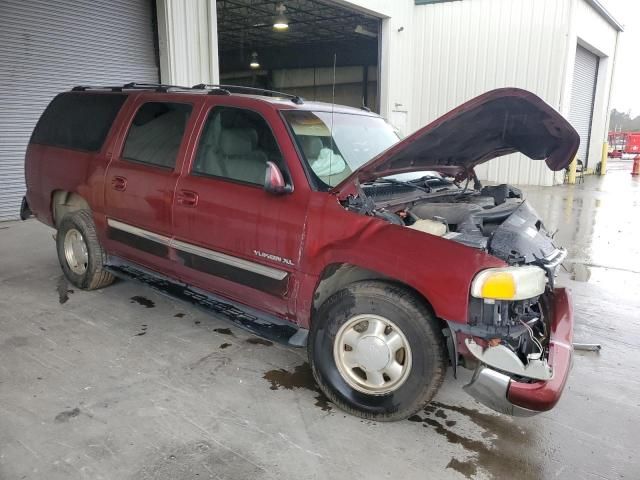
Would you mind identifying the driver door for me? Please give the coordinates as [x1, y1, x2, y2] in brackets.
[172, 104, 307, 319]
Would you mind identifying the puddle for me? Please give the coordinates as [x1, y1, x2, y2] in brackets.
[130, 296, 155, 308]
[56, 276, 74, 304]
[214, 328, 234, 336]
[54, 407, 80, 423]
[410, 401, 539, 479]
[446, 458, 476, 478]
[263, 362, 333, 412]
[174, 313, 185, 318]
[194, 320, 201, 325]
[135, 324, 148, 337]
[220, 343, 231, 349]
[246, 337, 273, 346]
[567, 262, 592, 282]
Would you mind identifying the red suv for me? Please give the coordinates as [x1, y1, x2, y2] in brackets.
[23, 84, 578, 421]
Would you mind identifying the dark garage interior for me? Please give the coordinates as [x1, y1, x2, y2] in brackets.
[216, 0, 380, 111]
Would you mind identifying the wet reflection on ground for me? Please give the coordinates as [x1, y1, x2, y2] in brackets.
[524, 160, 640, 278]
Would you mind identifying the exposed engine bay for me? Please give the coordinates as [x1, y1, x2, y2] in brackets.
[354, 175, 559, 264]
[345, 172, 568, 379]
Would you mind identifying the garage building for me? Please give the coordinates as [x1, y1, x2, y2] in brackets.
[0, 0, 621, 220]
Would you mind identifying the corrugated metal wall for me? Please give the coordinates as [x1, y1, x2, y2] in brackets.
[569, 45, 599, 167]
[409, 0, 572, 186]
[0, 0, 158, 221]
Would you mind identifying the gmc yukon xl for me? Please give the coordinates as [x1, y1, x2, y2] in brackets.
[22, 83, 578, 421]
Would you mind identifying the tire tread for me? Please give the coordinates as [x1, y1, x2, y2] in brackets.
[309, 280, 447, 422]
[57, 209, 114, 290]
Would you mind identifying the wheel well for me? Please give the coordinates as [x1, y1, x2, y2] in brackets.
[51, 191, 90, 227]
[312, 263, 436, 316]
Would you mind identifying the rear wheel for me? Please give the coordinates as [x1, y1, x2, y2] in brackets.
[309, 280, 446, 421]
[56, 210, 114, 290]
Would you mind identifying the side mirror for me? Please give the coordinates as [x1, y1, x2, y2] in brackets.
[264, 161, 292, 194]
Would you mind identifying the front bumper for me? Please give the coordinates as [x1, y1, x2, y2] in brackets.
[463, 288, 574, 416]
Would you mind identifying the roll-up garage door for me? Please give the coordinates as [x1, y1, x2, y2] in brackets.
[0, 0, 159, 221]
[569, 45, 599, 169]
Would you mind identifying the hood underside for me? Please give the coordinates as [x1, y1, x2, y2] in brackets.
[334, 88, 580, 192]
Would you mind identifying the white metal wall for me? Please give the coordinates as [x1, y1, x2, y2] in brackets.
[339, 0, 619, 186]
[569, 45, 599, 166]
[0, 0, 158, 221]
[156, 0, 219, 86]
[564, 0, 620, 172]
[409, 0, 572, 186]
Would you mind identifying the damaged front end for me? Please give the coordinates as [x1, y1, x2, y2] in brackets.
[459, 287, 573, 416]
[333, 88, 578, 415]
[345, 178, 573, 415]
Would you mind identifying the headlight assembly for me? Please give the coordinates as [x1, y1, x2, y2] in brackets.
[471, 266, 547, 301]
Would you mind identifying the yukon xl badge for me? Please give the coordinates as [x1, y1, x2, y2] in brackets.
[253, 250, 294, 266]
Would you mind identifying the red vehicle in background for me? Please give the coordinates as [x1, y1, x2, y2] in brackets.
[608, 131, 640, 156]
[625, 133, 640, 155]
[22, 84, 578, 421]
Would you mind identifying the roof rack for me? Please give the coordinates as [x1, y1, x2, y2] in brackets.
[70, 83, 305, 104]
[71, 82, 197, 93]
[192, 84, 304, 104]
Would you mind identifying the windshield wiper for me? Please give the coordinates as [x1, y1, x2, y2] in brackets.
[372, 177, 432, 193]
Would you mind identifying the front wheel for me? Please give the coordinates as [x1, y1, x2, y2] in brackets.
[309, 280, 446, 421]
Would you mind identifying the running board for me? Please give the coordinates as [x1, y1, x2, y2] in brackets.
[105, 258, 307, 347]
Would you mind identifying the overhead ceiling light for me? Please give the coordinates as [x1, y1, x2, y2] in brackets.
[273, 3, 289, 30]
[355, 25, 377, 38]
[249, 51, 260, 69]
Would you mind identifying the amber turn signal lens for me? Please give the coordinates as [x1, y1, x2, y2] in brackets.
[471, 266, 547, 301]
[480, 272, 517, 300]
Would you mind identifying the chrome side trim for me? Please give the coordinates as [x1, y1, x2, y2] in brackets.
[463, 365, 539, 417]
[171, 239, 288, 281]
[107, 218, 288, 281]
[107, 219, 172, 245]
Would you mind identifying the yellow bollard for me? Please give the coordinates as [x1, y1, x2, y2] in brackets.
[567, 156, 577, 184]
[600, 142, 608, 176]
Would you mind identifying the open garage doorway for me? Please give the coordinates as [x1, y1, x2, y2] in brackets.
[216, 0, 381, 112]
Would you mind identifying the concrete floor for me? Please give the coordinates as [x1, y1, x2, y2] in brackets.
[1, 162, 639, 480]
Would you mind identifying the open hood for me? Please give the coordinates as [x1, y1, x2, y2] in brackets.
[333, 88, 579, 194]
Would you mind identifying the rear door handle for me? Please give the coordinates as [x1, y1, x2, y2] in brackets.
[111, 176, 127, 191]
[177, 190, 199, 207]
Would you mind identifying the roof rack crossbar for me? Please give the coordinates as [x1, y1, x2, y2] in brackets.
[193, 84, 304, 104]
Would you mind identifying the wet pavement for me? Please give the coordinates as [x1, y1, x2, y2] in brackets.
[1, 162, 639, 479]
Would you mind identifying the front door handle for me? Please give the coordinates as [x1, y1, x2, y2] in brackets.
[177, 190, 199, 207]
[111, 176, 127, 191]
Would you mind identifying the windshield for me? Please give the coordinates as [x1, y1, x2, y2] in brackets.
[283, 110, 399, 188]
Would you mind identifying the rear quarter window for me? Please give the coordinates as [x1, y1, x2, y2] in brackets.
[31, 92, 127, 152]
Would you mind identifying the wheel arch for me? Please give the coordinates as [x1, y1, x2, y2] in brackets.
[311, 263, 442, 325]
[51, 190, 91, 227]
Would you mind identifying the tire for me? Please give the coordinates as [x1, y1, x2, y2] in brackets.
[56, 210, 115, 290]
[309, 280, 446, 421]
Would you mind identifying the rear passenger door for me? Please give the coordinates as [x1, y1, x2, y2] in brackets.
[172, 105, 307, 319]
[103, 97, 195, 274]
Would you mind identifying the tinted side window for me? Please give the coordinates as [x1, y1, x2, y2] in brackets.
[193, 107, 283, 185]
[31, 92, 127, 151]
[122, 102, 192, 169]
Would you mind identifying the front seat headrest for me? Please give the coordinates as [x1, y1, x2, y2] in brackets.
[219, 128, 256, 156]
[300, 136, 323, 159]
